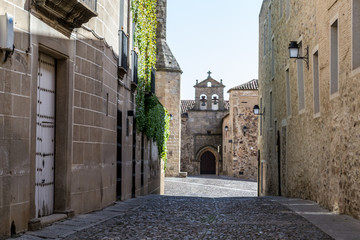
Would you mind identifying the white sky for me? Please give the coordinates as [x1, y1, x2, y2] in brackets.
[167, 0, 263, 100]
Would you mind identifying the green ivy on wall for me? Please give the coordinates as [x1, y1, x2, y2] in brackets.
[145, 95, 170, 163]
[131, 0, 170, 166]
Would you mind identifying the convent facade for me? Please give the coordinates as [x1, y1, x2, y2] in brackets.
[181, 75, 258, 180]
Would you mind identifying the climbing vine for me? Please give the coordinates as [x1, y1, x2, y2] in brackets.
[131, 0, 170, 166]
[145, 95, 170, 163]
[131, 0, 157, 89]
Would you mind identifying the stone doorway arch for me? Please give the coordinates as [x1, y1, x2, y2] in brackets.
[196, 146, 220, 175]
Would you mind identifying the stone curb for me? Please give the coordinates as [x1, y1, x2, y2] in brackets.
[269, 196, 360, 240]
[12, 197, 148, 240]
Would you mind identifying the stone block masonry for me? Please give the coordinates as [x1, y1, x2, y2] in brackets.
[258, 0, 360, 220]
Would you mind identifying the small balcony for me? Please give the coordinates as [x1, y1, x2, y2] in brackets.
[118, 30, 129, 79]
[32, 0, 98, 36]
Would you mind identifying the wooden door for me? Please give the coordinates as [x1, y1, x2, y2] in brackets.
[200, 151, 216, 174]
[35, 53, 56, 217]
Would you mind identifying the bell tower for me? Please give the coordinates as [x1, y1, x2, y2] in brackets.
[194, 71, 225, 111]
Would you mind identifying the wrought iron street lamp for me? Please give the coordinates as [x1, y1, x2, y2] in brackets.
[288, 41, 309, 69]
[253, 105, 263, 115]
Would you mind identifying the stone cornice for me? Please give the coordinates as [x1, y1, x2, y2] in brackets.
[32, 0, 97, 37]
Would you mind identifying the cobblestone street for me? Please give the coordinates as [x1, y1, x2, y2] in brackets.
[13, 176, 360, 240]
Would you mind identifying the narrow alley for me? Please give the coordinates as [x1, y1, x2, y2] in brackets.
[11, 176, 360, 240]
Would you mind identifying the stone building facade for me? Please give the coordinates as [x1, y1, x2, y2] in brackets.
[259, 0, 360, 220]
[181, 73, 227, 175]
[0, 0, 164, 238]
[155, 0, 182, 177]
[222, 80, 258, 181]
[181, 74, 258, 178]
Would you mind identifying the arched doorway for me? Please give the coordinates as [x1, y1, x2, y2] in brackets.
[200, 151, 216, 174]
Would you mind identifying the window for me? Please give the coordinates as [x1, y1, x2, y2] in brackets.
[120, 0, 127, 32]
[106, 93, 109, 116]
[286, 68, 291, 117]
[330, 20, 339, 95]
[131, 51, 138, 83]
[151, 67, 155, 94]
[81, 0, 97, 12]
[119, 30, 129, 71]
[286, 0, 290, 20]
[297, 42, 305, 111]
[268, 6, 272, 49]
[270, 92, 273, 124]
[126, 118, 129, 136]
[271, 37, 275, 78]
[260, 97, 263, 136]
[353, 0, 360, 69]
[207, 82, 212, 87]
[313, 51, 320, 114]
[263, 22, 267, 56]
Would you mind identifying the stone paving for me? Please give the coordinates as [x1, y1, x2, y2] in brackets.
[12, 176, 335, 240]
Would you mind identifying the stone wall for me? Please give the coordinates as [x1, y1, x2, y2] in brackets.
[181, 110, 226, 175]
[259, 0, 360, 219]
[194, 77, 225, 111]
[155, 0, 182, 177]
[155, 71, 181, 176]
[0, 0, 162, 237]
[0, 0, 33, 236]
[222, 90, 258, 180]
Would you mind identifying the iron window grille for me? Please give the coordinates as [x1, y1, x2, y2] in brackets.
[118, 30, 128, 79]
[120, 30, 128, 70]
[132, 50, 138, 84]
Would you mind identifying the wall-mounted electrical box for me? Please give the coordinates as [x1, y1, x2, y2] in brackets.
[0, 13, 14, 51]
